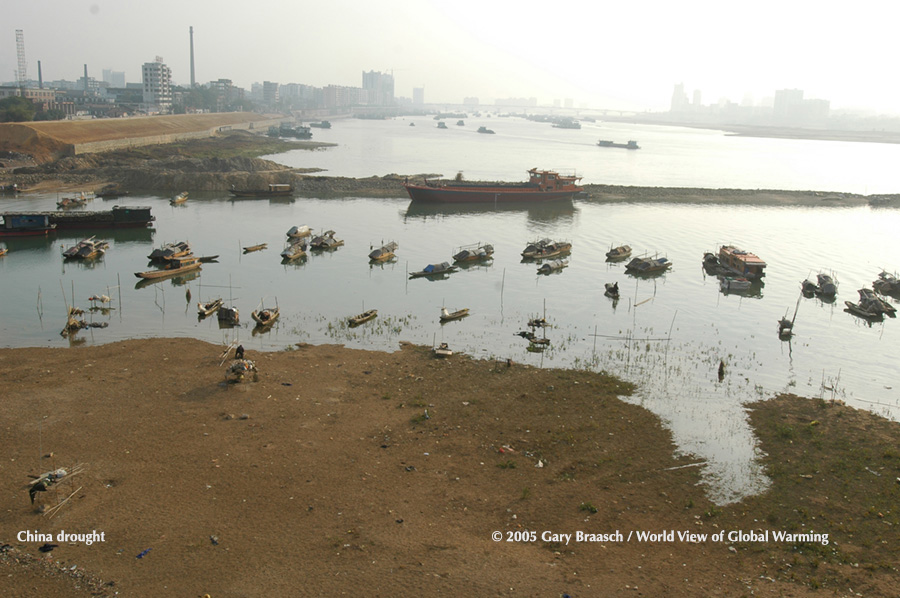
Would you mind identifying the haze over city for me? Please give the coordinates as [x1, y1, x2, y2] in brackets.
[3, 0, 899, 113]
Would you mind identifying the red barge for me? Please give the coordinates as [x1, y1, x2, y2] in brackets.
[403, 168, 582, 203]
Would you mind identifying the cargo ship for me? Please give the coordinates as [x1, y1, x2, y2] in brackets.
[0, 206, 154, 232]
[597, 140, 640, 150]
[403, 168, 582, 203]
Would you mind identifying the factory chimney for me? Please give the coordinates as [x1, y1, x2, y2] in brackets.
[38, 60, 42, 89]
[190, 26, 195, 88]
[84, 64, 89, 91]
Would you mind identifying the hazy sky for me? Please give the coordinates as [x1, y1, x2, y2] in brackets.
[4, 0, 898, 113]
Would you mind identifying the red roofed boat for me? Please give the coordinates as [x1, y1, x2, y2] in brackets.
[403, 168, 582, 203]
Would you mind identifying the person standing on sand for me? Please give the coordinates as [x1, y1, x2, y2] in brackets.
[236, 344, 244, 360]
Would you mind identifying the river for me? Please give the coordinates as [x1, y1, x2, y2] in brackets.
[1, 116, 898, 504]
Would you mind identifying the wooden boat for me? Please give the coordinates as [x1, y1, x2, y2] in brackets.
[625, 256, 672, 275]
[440, 307, 469, 322]
[252, 306, 280, 328]
[217, 306, 239, 325]
[286, 225, 311, 238]
[403, 168, 581, 204]
[170, 191, 188, 205]
[604, 282, 620, 298]
[476, 126, 495, 134]
[521, 238, 572, 259]
[348, 309, 377, 327]
[845, 300, 884, 321]
[873, 271, 900, 297]
[0, 248, 6, 257]
[243, 243, 268, 253]
[57, 196, 87, 209]
[368, 241, 398, 262]
[858, 288, 896, 317]
[280, 241, 306, 261]
[309, 121, 332, 129]
[230, 183, 294, 198]
[605, 245, 632, 261]
[817, 273, 838, 297]
[148, 241, 190, 261]
[309, 230, 344, 250]
[437, 121, 448, 129]
[196, 255, 219, 263]
[198, 298, 223, 317]
[62, 236, 109, 260]
[135, 255, 201, 280]
[718, 245, 766, 279]
[410, 261, 458, 278]
[537, 259, 568, 274]
[433, 342, 453, 357]
[452, 242, 493, 263]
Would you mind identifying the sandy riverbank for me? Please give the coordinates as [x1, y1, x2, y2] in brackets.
[1, 338, 899, 597]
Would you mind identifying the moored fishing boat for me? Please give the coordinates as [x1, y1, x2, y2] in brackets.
[62, 236, 109, 260]
[170, 191, 188, 205]
[286, 225, 311, 238]
[348, 309, 377, 327]
[280, 241, 306, 261]
[521, 238, 572, 259]
[217, 305, 239, 326]
[135, 255, 201, 280]
[625, 255, 672, 275]
[403, 168, 582, 204]
[439, 307, 470, 322]
[198, 298, 223, 317]
[410, 261, 458, 278]
[537, 258, 569, 274]
[368, 241, 398, 262]
[251, 306, 280, 328]
[605, 245, 632, 261]
[148, 241, 190, 261]
[243, 243, 268, 253]
[718, 245, 766, 279]
[309, 230, 344, 250]
[452, 242, 493, 262]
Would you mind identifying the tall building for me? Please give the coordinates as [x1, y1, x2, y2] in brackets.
[142, 56, 172, 113]
[670, 83, 689, 112]
[262, 81, 279, 107]
[362, 70, 394, 106]
[102, 69, 126, 88]
[773, 89, 804, 118]
[412, 87, 424, 105]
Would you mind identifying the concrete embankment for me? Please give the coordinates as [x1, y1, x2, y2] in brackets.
[0, 113, 284, 163]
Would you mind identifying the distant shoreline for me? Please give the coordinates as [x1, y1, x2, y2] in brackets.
[603, 115, 900, 145]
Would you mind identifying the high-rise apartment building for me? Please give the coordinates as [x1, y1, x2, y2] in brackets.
[362, 70, 394, 106]
[142, 56, 172, 113]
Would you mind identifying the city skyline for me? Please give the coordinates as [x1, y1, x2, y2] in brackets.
[4, 0, 899, 114]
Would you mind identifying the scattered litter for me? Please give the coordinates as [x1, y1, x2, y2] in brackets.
[136, 548, 151, 559]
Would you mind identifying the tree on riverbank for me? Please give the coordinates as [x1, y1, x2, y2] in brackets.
[0, 96, 35, 123]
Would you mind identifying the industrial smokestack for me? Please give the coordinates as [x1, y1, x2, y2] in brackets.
[84, 64, 88, 91]
[190, 26, 195, 88]
[38, 60, 42, 89]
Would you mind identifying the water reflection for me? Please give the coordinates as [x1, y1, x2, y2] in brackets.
[402, 198, 578, 225]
